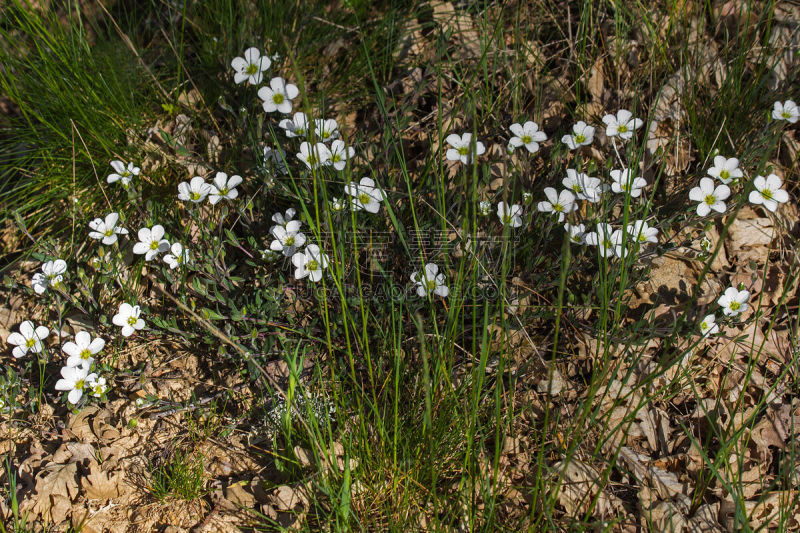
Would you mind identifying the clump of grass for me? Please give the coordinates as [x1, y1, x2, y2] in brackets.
[148, 448, 207, 502]
[0, 1, 158, 235]
[0, 457, 34, 533]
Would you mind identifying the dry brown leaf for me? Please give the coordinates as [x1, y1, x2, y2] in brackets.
[28, 461, 79, 525]
[269, 484, 309, 511]
[587, 56, 605, 104]
[648, 499, 689, 532]
[82, 462, 124, 500]
[551, 459, 621, 517]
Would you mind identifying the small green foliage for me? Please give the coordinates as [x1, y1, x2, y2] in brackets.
[148, 448, 207, 502]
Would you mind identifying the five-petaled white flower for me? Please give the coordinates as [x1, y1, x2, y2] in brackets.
[718, 287, 750, 317]
[749, 174, 789, 213]
[327, 140, 355, 171]
[314, 118, 339, 142]
[6, 321, 49, 359]
[610, 169, 647, 198]
[345, 177, 386, 213]
[602, 109, 643, 140]
[478, 201, 491, 216]
[628, 220, 659, 244]
[508, 121, 547, 153]
[700, 314, 719, 336]
[258, 77, 299, 114]
[411, 263, 449, 298]
[209, 172, 243, 204]
[562, 121, 595, 149]
[689, 177, 730, 216]
[772, 100, 799, 123]
[270, 220, 306, 256]
[88, 212, 129, 245]
[32, 260, 67, 295]
[279, 112, 310, 138]
[497, 201, 524, 227]
[112, 303, 145, 337]
[292, 244, 328, 282]
[132, 225, 170, 261]
[445, 133, 486, 165]
[296, 141, 331, 170]
[88, 375, 109, 397]
[562, 170, 603, 203]
[536, 188, 577, 223]
[707, 156, 743, 185]
[564, 223, 586, 245]
[63, 331, 105, 369]
[272, 208, 297, 227]
[584, 223, 617, 258]
[330, 197, 345, 212]
[164, 242, 190, 269]
[55, 365, 96, 404]
[106, 160, 140, 186]
[178, 176, 213, 203]
[231, 47, 271, 85]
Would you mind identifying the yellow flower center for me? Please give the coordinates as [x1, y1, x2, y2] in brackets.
[426, 280, 436, 291]
[729, 301, 740, 311]
[81, 349, 92, 359]
[285, 236, 295, 246]
[307, 259, 319, 271]
[190, 192, 201, 201]
[273, 93, 284, 104]
[26, 338, 36, 348]
[782, 111, 791, 119]
[553, 204, 564, 212]
[521, 135, 532, 144]
[127, 316, 138, 326]
[359, 193, 370, 205]
[704, 194, 717, 206]
[572, 184, 582, 193]
[761, 189, 773, 199]
[75, 379, 85, 390]
[104, 229, 113, 237]
[121, 170, 130, 177]
[574, 134, 586, 143]
[457, 146, 469, 155]
[149, 241, 159, 250]
[502, 214, 511, 224]
[719, 170, 730, 180]
[246, 64, 258, 75]
[617, 125, 628, 133]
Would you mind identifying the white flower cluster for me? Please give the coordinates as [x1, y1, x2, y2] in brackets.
[5, 321, 109, 405]
[55, 331, 109, 405]
[689, 156, 788, 215]
[284, 115, 355, 172]
[178, 171, 242, 205]
[268, 208, 329, 282]
[86, 211, 191, 271]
